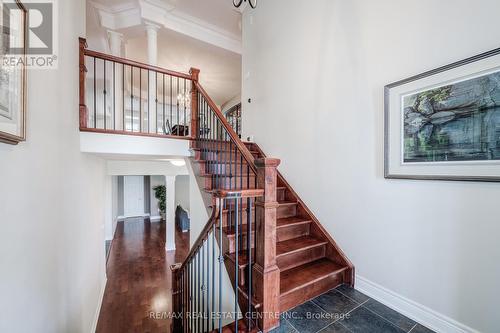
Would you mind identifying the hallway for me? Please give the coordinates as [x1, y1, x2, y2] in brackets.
[96, 218, 189, 333]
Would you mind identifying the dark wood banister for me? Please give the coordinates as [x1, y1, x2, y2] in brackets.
[83, 48, 192, 80]
[195, 82, 258, 175]
[178, 189, 264, 272]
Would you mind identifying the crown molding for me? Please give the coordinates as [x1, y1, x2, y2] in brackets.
[90, 0, 242, 54]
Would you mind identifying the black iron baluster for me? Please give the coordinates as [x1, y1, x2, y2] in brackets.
[247, 196, 253, 329]
[103, 59, 106, 130]
[147, 71, 150, 133]
[122, 63, 125, 130]
[113, 62, 116, 130]
[205, 238, 209, 332]
[155, 72, 158, 134]
[176, 77, 180, 133]
[139, 69, 142, 132]
[201, 242, 205, 333]
[190, 259, 193, 333]
[211, 223, 216, 331]
[183, 78, 187, 136]
[130, 66, 133, 132]
[218, 197, 223, 332]
[170, 76, 173, 133]
[234, 197, 239, 332]
[93, 57, 96, 128]
[163, 74, 166, 134]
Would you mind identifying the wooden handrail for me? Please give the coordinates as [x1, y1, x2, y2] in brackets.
[180, 200, 220, 271]
[179, 189, 264, 272]
[83, 49, 192, 80]
[195, 82, 258, 174]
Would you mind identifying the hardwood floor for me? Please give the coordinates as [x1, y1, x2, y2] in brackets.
[96, 217, 190, 333]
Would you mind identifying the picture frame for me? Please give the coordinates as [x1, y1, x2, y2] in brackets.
[0, 0, 27, 145]
[384, 47, 500, 182]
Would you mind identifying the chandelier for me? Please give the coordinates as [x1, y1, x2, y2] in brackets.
[233, 0, 257, 9]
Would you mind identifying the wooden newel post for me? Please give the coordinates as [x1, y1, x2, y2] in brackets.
[254, 157, 281, 332]
[170, 263, 182, 333]
[189, 67, 200, 146]
[79, 37, 88, 129]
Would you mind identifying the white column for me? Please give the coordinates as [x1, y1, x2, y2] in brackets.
[146, 23, 159, 65]
[165, 176, 176, 252]
[107, 30, 124, 130]
[146, 22, 160, 133]
[107, 30, 123, 56]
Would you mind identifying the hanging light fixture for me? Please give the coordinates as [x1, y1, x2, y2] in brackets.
[233, 0, 257, 9]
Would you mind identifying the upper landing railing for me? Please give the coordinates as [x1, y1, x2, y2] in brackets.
[79, 38, 193, 139]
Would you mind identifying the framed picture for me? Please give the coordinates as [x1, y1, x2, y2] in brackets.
[0, 0, 27, 145]
[385, 48, 500, 182]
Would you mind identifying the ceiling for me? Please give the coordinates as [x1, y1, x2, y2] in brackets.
[90, 0, 241, 36]
[87, 0, 242, 106]
[125, 28, 241, 106]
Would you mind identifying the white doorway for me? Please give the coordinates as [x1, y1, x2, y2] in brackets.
[123, 176, 145, 217]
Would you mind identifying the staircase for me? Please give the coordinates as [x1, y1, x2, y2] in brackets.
[77, 39, 354, 333]
[193, 141, 354, 317]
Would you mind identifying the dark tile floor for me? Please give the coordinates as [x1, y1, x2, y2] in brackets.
[272, 285, 435, 333]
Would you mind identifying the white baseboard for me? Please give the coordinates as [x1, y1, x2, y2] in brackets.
[150, 215, 162, 222]
[355, 275, 479, 333]
[91, 275, 107, 333]
[117, 213, 149, 220]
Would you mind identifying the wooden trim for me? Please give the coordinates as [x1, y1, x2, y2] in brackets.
[212, 189, 264, 199]
[195, 82, 258, 174]
[83, 49, 192, 80]
[79, 38, 88, 129]
[0, 1, 27, 145]
[253, 157, 281, 332]
[80, 127, 192, 140]
[189, 68, 200, 143]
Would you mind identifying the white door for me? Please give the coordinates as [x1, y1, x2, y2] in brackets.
[124, 176, 145, 217]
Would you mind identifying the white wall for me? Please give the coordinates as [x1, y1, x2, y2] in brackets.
[242, 1, 500, 332]
[80, 131, 191, 157]
[150, 175, 166, 220]
[175, 175, 190, 212]
[0, 1, 107, 332]
[106, 160, 188, 176]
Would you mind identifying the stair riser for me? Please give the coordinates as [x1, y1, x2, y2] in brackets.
[277, 245, 326, 271]
[277, 188, 286, 202]
[225, 233, 254, 254]
[227, 222, 311, 244]
[277, 204, 297, 219]
[218, 209, 252, 228]
[280, 272, 344, 313]
[277, 223, 311, 242]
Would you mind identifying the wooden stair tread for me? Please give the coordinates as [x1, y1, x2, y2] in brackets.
[277, 216, 312, 228]
[224, 234, 327, 270]
[278, 201, 298, 207]
[276, 236, 327, 257]
[280, 258, 348, 296]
